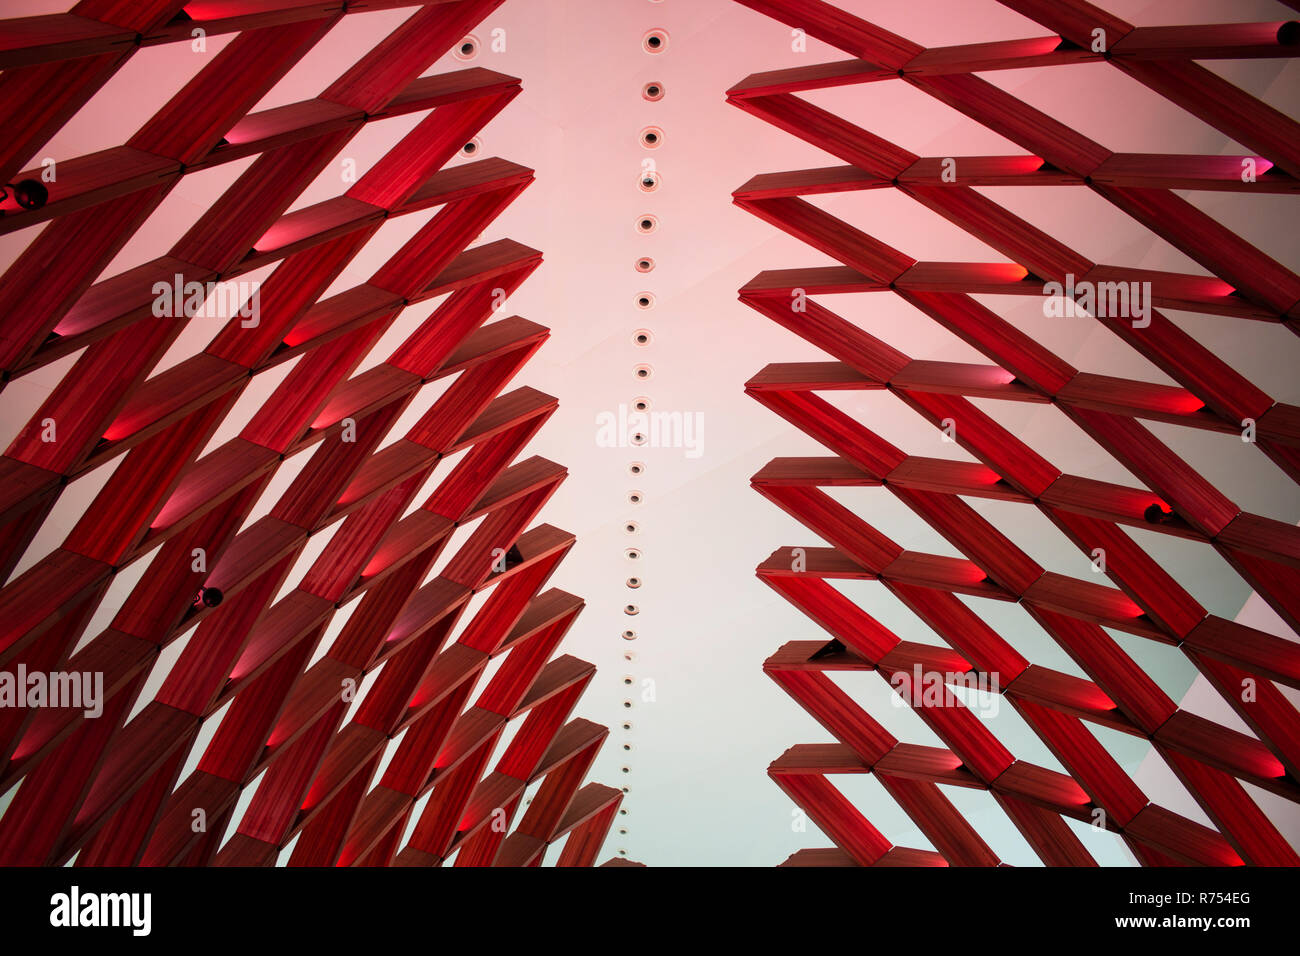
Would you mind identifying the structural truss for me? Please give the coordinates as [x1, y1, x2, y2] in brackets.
[734, 0, 1300, 866]
[0, 1, 621, 867]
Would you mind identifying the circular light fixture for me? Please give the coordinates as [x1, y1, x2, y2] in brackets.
[454, 35, 479, 60]
[636, 215, 658, 234]
[640, 126, 663, 149]
[642, 82, 665, 101]
[635, 257, 655, 273]
[193, 586, 224, 609]
[4, 179, 49, 210]
[642, 29, 669, 53]
[1144, 503, 1174, 524]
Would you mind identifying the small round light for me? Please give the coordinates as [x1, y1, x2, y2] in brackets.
[11, 179, 49, 210]
[643, 30, 668, 53]
[454, 35, 479, 60]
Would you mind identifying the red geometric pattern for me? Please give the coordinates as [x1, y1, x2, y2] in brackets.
[733, 0, 1300, 866]
[0, 1, 621, 867]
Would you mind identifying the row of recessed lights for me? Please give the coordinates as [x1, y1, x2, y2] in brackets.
[614, 13, 671, 858]
[448, 16, 662, 860]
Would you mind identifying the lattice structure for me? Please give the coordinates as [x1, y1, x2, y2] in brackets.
[0, 1, 622, 867]
[733, 0, 1300, 866]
